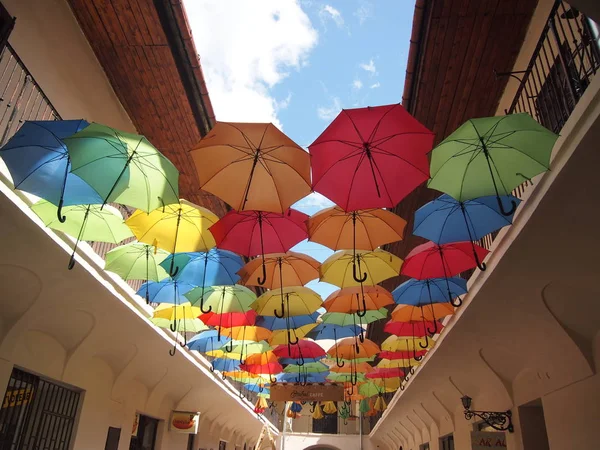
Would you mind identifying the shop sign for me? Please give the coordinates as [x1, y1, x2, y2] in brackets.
[170, 410, 200, 434]
[270, 383, 344, 401]
[471, 431, 507, 449]
[2, 387, 33, 409]
[131, 413, 139, 436]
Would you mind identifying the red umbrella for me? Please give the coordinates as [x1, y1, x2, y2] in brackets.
[200, 310, 257, 328]
[367, 367, 405, 379]
[240, 361, 283, 375]
[309, 103, 433, 211]
[383, 320, 442, 337]
[378, 350, 428, 360]
[401, 241, 489, 280]
[273, 340, 325, 362]
[209, 209, 309, 284]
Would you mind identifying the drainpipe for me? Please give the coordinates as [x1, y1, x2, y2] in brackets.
[359, 409, 363, 450]
[280, 402, 290, 450]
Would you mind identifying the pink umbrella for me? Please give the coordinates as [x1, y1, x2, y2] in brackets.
[273, 340, 325, 365]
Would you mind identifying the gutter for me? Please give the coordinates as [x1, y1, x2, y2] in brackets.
[154, 0, 216, 136]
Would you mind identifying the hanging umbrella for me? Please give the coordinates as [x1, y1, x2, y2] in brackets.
[323, 401, 337, 414]
[273, 340, 326, 361]
[186, 330, 231, 354]
[256, 312, 320, 331]
[105, 242, 170, 288]
[0, 119, 102, 220]
[377, 359, 421, 370]
[160, 249, 243, 290]
[221, 326, 272, 343]
[199, 310, 257, 328]
[244, 383, 269, 394]
[329, 338, 380, 360]
[367, 367, 405, 380]
[252, 287, 322, 318]
[211, 340, 272, 364]
[277, 372, 329, 383]
[401, 241, 489, 286]
[223, 371, 268, 384]
[320, 249, 402, 289]
[283, 362, 329, 373]
[319, 309, 387, 328]
[151, 303, 206, 355]
[64, 122, 179, 211]
[309, 103, 433, 211]
[209, 209, 308, 285]
[323, 286, 394, 314]
[391, 303, 455, 324]
[428, 114, 558, 216]
[326, 372, 367, 383]
[359, 381, 383, 398]
[269, 324, 317, 346]
[380, 335, 433, 352]
[278, 356, 324, 365]
[185, 285, 256, 316]
[379, 350, 428, 360]
[330, 362, 374, 374]
[413, 194, 521, 270]
[384, 320, 443, 356]
[137, 280, 196, 305]
[240, 360, 283, 376]
[392, 278, 467, 307]
[237, 251, 320, 289]
[190, 121, 311, 213]
[306, 324, 363, 341]
[212, 358, 241, 373]
[31, 200, 133, 269]
[126, 201, 218, 276]
[244, 351, 279, 365]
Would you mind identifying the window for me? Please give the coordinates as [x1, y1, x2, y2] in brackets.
[219, 440, 227, 450]
[439, 434, 454, 450]
[105, 427, 121, 450]
[419, 443, 430, 450]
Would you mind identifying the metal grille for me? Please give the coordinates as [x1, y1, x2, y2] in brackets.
[0, 368, 81, 450]
[311, 409, 337, 434]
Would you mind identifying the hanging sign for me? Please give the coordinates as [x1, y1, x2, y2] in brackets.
[269, 383, 344, 401]
[471, 431, 507, 449]
[170, 411, 200, 434]
[131, 413, 139, 436]
[2, 387, 34, 409]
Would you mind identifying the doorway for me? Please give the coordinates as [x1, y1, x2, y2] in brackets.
[129, 414, 159, 450]
[518, 399, 550, 450]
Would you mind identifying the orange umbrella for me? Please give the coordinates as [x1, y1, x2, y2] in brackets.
[220, 326, 272, 342]
[307, 206, 407, 251]
[328, 338, 380, 360]
[238, 251, 320, 289]
[391, 303, 455, 322]
[323, 286, 394, 313]
[190, 122, 311, 213]
[244, 351, 279, 365]
[330, 362, 374, 374]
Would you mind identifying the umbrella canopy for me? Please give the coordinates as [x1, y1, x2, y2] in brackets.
[190, 121, 311, 213]
[160, 249, 243, 286]
[327, 372, 367, 383]
[273, 340, 326, 360]
[323, 286, 394, 313]
[244, 351, 279, 365]
[187, 330, 231, 353]
[31, 201, 133, 269]
[359, 381, 384, 397]
[151, 303, 207, 334]
[392, 278, 467, 306]
[319, 309, 387, 327]
[105, 242, 170, 283]
[383, 320, 443, 337]
[208, 340, 272, 360]
[330, 362, 373, 374]
[200, 310, 257, 328]
[221, 326, 272, 342]
[378, 359, 421, 370]
[185, 285, 256, 314]
[64, 123, 179, 211]
[309, 103, 433, 211]
[277, 373, 329, 383]
[283, 362, 330, 373]
[240, 361, 283, 375]
[381, 335, 433, 352]
[320, 249, 403, 288]
[223, 371, 268, 384]
[252, 287, 322, 317]
[257, 312, 319, 331]
[238, 252, 320, 289]
[401, 241, 489, 280]
[379, 350, 428, 360]
[126, 202, 218, 276]
[366, 367, 405, 379]
[428, 113, 558, 215]
[391, 303, 455, 323]
[213, 358, 241, 372]
[269, 324, 317, 345]
[306, 324, 363, 341]
[307, 207, 406, 251]
[137, 280, 196, 305]
[329, 338, 380, 360]
[0, 120, 102, 216]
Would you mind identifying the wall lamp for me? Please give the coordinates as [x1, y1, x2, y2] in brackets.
[461, 395, 514, 433]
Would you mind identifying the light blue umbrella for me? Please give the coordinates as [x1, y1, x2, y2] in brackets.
[187, 330, 231, 353]
[256, 312, 319, 331]
[277, 372, 329, 383]
[212, 358, 241, 373]
[160, 249, 243, 286]
[137, 280, 196, 305]
[0, 120, 102, 221]
[306, 323, 363, 341]
[392, 278, 468, 307]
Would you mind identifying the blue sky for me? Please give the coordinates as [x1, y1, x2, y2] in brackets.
[186, 0, 415, 298]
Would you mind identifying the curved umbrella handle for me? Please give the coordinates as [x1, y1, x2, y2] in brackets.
[473, 245, 487, 271]
[413, 344, 424, 361]
[209, 363, 215, 373]
[309, 402, 316, 413]
[169, 344, 176, 356]
[270, 375, 277, 384]
[400, 384, 405, 391]
[170, 319, 178, 333]
[145, 289, 150, 305]
[418, 334, 430, 350]
[336, 355, 345, 368]
[259, 385, 264, 393]
[288, 329, 299, 345]
[57, 198, 67, 223]
[222, 373, 227, 380]
[410, 366, 416, 375]
[352, 262, 368, 283]
[426, 319, 438, 336]
[359, 329, 365, 343]
[274, 304, 285, 319]
[257, 260, 267, 285]
[497, 195, 517, 217]
[297, 353, 305, 367]
[356, 293, 367, 318]
[225, 339, 234, 353]
[180, 333, 187, 347]
[451, 295, 463, 307]
[200, 294, 212, 314]
[345, 384, 354, 396]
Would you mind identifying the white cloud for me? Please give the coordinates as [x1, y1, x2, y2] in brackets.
[317, 97, 342, 120]
[354, 1, 373, 24]
[184, 0, 318, 128]
[294, 192, 335, 209]
[319, 4, 344, 28]
[370, 82, 381, 89]
[276, 92, 293, 111]
[360, 59, 377, 75]
[353, 79, 363, 89]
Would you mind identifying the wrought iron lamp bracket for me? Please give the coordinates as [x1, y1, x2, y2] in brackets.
[463, 409, 514, 433]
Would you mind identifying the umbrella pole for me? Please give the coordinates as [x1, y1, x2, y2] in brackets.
[364, 145, 382, 198]
[459, 203, 487, 271]
[425, 281, 439, 336]
[256, 213, 267, 285]
[145, 247, 151, 304]
[100, 150, 137, 210]
[57, 156, 70, 223]
[168, 208, 183, 277]
[352, 213, 368, 284]
[438, 246, 460, 306]
[180, 307, 188, 347]
[200, 254, 212, 313]
[274, 259, 285, 317]
[67, 205, 91, 270]
[241, 149, 261, 210]
[480, 138, 517, 216]
[334, 329, 345, 368]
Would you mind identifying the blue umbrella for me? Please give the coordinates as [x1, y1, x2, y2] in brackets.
[244, 383, 270, 394]
[278, 356, 324, 365]
[413, 194, 521, 270]
[187, 330, 231, 353]
[306, 323, 363, 341]
[0, 120, 102, 221]
[160, 249, 243, 288]
[277, 372, 329, 383]
[212, 358, 241, 373]
[256, 312, 319, 331]
[137, 280, 196, 305]
[392, 278, 468, 307]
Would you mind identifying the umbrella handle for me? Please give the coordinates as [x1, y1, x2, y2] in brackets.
[345, 384, 354, 396]
[180, 332, 187, 348]
[497, 195, 517, 217]
[410, 366, 416, 375]
[274, 306, 285, 319]
[413, 344, 424, 360]
[309, 402, 316, 413]
[356, 292, 367, 318]
[400, 384, 405, 391]
[352, 262, 368, 283]
[359, 330, 365, 343]
[270, 375, 277, 384]
[257, 258, 267, 285]
[170, 319, 178, 333]
[473, 245, 487, 271]
[451, 295, 463, 307]
[200, 297, 212, 314]
[426, 320, 438, 336]
[297, 353, 305, 367]
[57, 198, 67, 223]
[169, 343, 176, 356]
[225, 340, 233, 353]
[209, 363, 215, 373]
[336, 356, 345, 368]
[418, 334, 429, 350]
[288, 328, 299, 345]
[259, 385, 264, 393]
[222, 373, 227, 380]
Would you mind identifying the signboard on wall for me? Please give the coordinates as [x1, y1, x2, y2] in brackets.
[471, 431, 507, 450]
[169, 411, 200, 434]
[131, 414, 139, 436]
[269, 383, 344, 401]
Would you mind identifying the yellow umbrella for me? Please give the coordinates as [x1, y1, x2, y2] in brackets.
[320, 249, 403, 288]
[307, 206, 406, 251]
[323, 286, 394, 314]
[126, 200, 218, 275]
[381, 335, 434, 352]
[330, 362, 373, 374]
[151, 303, 206, 355]
[391, 303, 455, 322]
[190, 122, 311, 214]
[252, 287, 322, 317]
[223, 370, 269, 384]
[377, 358, 421, 369]
[269, 324, 317, 345]
[372, 377, 401, 392]
[220, 326, 272, 342]
[238, 251, 320, 289]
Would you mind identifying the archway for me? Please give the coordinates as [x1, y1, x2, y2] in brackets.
[304, 446, 341, 450]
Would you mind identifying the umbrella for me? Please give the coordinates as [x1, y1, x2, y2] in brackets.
[269, 324, 317, 346]
[126, 202, 219, 276]
[220, 326, 272, 342]
[309, 103, 433, 211]
[211, 340, 272, 363]
[252, 287, 322, 318]
[413, 194, 521, 270]
[359, 381, 384, 398]
[383, 320, 443, 357]
[31, 200, 133, 269]
[160, 249, 243, 294]
[330, 362, 373, 374]
[392, 278, 467, 307]
[185, 285, 256, 318]
[187, 330, 231, 354]
[381, 335, 433, 352]
[244, 351, 279, 365]
[323, 286, 394, 314]
[240, 361, 282, 376]
[283, 362, 329, 374]
[151, 303, 206, 355]
[326, 372, 367, 383]
[401, 241, 489, 290]
[200, 310, 257, 328]
[379, 350, 428, 360]
[319, 309, 387, 328]
[273, 340, 326, 362]
[390, 304, 455, 336]
[307, 207, 406, 285]
[212, 358, 241, 373]
[329, 338, 380, 360]
[377, 359, 421, 370]
[277, 372, 329, 383]
[0, 119, 102, 220]
[256, 312, 320, 331]
[244, 383, 269, 394]
[209, 209, 308, 285]
[137, 280, 196, 305]
[237, 251, 320, 289]
[306, 324, 363, 341]
[428, 113, 558, 215]
[190, 121, 311, 213]
[64, 122, 179, 211]
[105, 242, 170, 284]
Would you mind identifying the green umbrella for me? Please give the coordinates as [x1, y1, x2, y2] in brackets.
[64, 123, 179, 212]
[319, 308, 387, 327]
[428, 113, 558, 215]
[359, 381, 383, 398]
[327, 372, 367, 383]
[284, 362, 329, 373]
[214, 340, 272, 363]
[31, 200, 133, 269]
[185, 285, 256, 313]
[105, 242, 170, 284]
